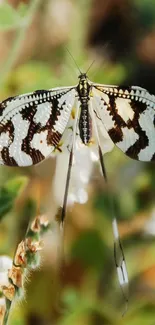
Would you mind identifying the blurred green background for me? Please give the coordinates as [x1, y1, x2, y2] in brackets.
[0, 0, 155, 324]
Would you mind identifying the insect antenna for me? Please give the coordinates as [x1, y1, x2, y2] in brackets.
[65, 47, 82, 75]
[90, 104, 129, 315]
[86, 60, 95, 75]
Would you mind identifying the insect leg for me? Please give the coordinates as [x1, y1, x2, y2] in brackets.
[61, 148, 73, 224]
[99, 143, 129, 315]
[60, 99, 80, 225]
[90, 101, 129, 314]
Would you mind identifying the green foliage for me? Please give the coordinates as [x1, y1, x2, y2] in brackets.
[94, 63, 127, 86]
[134, 0, 155, 28]
[71, 230, 107, 270]
[21, 199, 37, 229]
[17, 3, 29, 18]
[0, 187, 15, 220]
[62, 288, 79, 310]
[0, 176, 28, 221]
[9, 62, 56, 94]
[0, 3, 20, 30]
[0, 3, 28, 31]
[5, 176, 28, 196]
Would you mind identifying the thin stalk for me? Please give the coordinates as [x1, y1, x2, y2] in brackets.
[1, 214, 50, 325]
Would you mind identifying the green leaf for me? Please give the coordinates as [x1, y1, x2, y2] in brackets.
[5, 176, 28, 198]
[0, 187, 14, 219]
[17, 2, 28, 17]
[71, 230, 107, 270]
[0, 176, 28, 221]
[62, 288, 79, 309]
[9, 61, 56, 94]
[0, 3, 20, 31]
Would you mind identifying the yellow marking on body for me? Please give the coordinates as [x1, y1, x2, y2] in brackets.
[71, 107, 76, 119]
[88, 137, 96, 146]
[89, 90, 93, 97]
[84, 81, 87, 89]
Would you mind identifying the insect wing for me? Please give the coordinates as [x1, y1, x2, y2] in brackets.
[92, 84, 155, 161]
[0, 87, 76, 166]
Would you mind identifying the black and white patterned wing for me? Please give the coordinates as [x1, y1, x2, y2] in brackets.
[92, 84, 155, 161]
[0, 87, 76, 166]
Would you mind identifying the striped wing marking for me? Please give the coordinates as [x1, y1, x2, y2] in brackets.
[92, 85, 155, 161]
[0, 87, 76, 166]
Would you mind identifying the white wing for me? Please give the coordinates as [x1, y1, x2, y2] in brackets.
[92, 84, 155, 161]
[0, 87, 76, 166]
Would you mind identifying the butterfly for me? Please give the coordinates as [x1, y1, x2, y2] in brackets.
[0, 72, 154, 167]
[0, 71, 154, 309]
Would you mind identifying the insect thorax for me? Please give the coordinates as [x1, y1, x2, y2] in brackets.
[77, 74, 92, 144]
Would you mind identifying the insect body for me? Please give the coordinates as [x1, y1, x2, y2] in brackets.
[77, 73, 92, 144]
[2, 72, 152, 308]
[0, 73, 154, 166]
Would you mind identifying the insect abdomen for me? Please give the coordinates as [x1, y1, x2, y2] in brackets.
[79, 102, 92, 144]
